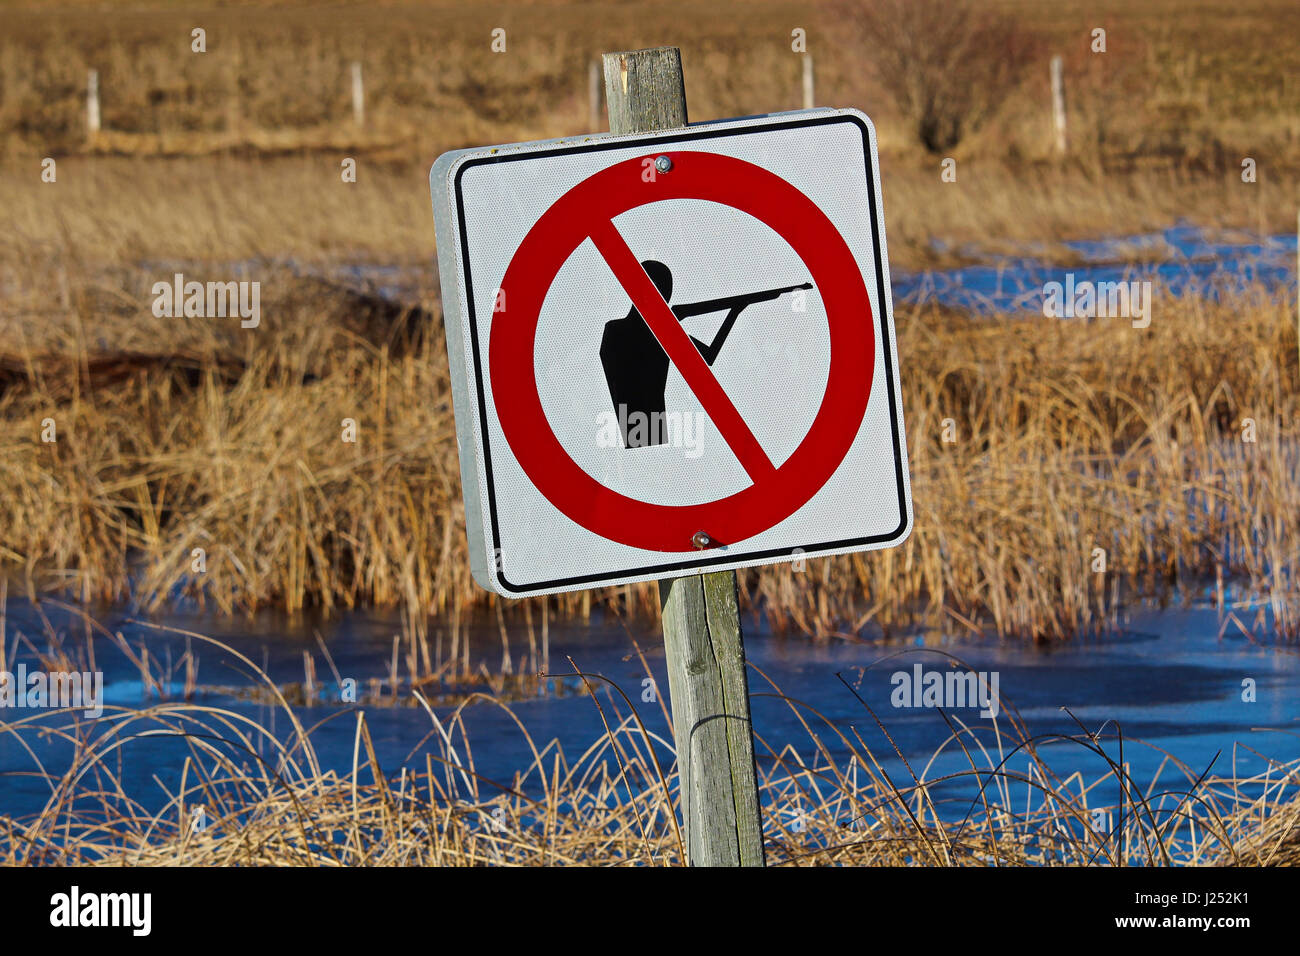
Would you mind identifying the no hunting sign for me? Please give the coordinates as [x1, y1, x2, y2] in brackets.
[431, 109, 911, 596]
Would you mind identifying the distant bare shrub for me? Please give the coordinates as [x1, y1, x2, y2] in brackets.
[843, 0, 1039, 152]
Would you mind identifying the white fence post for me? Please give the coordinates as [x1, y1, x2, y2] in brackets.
[1051, 55, 1067, 155]
[87, 69, 101, 134]
[588, 59, 602, 130]
[351, 61, 365, 127]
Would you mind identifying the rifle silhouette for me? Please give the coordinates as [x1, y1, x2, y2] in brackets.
[599, 264, 813, 449]
[670, 282, 813, 363]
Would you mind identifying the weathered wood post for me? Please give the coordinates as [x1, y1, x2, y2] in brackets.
[588, 59, 603, 132]
[1050, 54, 1067, 155]
[87, 69, 101, 135]
[351, 61, 365, 128]
[601, 46, 766, 868]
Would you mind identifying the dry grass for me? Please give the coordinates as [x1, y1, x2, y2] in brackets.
[2, 627, 1298, 866]
[3, 0, 1298, 167]
[0, 0, 1297, 642]
[3, 0, 1297, 274]
[2, 0, 1297, 869]
[761, 283, 1300, 640]
[4, 153, 1294, 280]
[1, 256, 1296, 640]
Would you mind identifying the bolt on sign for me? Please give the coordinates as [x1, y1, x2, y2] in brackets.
[430, 108, 911, 596]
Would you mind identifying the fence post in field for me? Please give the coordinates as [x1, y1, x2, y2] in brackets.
[87, 69, 101, 135]
[802, 53, 815, 110]
[1050, 54, 1067, 155]
[601, 46, 767, 868]
[351, 61, 365, 127]
[588, 59, 603, 132]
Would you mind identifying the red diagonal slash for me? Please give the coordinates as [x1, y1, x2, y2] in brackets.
[588, 217, 778, 483]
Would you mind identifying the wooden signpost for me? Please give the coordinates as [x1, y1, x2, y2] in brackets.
[429, 46, 908, 867]
[603, 48, 765, 866]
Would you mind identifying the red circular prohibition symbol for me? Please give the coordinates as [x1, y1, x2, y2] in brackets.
[490, 150, 874, 553]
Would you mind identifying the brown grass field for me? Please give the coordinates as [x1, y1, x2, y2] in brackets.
[1, 0, 1297, 642]
[2, 263, 1297, 642]
[0, 0, 1298, 869]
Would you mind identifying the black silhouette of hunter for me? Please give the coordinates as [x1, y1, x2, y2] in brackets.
[599, 260, 812, 448]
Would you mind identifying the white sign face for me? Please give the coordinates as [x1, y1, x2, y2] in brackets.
[430, 108, 911, 597]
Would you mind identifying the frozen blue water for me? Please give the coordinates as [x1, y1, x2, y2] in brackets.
[892, 225, 1296, 313]
[1, 598, 1296, 830]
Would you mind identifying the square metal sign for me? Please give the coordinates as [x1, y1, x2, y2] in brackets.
[430, 108, 911, 596]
